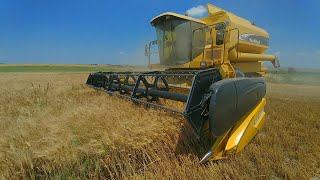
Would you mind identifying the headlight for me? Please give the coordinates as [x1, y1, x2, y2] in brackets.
[200, 61, 207, 67]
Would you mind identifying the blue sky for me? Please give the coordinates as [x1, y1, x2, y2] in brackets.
[0, 0, 319, 68]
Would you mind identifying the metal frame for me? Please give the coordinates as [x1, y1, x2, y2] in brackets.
[87, 68, 222, 137]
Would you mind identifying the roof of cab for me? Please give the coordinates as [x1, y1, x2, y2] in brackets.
[150, 12, 206, 26]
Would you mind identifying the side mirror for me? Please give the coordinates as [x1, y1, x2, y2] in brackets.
[216, 31, 224, 45]
[145, 40, 158, 57]
[215, 23, 225, 31]
[146, 40, 158, 68]
[215, 22, 228, 45]
[215, 21, 229, 30]
[145, 44, 149, 57]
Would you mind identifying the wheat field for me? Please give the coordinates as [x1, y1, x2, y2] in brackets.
[0, 72, 319, 179]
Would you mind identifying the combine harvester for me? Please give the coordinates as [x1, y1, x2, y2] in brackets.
[86, 4, 279, 163]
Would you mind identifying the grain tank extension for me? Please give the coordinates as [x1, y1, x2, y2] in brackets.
[86, 4, 279, 163]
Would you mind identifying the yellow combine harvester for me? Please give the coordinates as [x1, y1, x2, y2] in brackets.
[86, 4, 279, 163]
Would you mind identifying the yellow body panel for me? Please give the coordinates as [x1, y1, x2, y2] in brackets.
[232, 62, 263, 73]
[225, 98, 266, 152]
[227, 99, 266, 151]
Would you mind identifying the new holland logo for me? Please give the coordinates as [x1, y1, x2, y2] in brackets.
[239, 34, 269, 46]
[254, 108, 264, 127]
[249, 38, 261, 44]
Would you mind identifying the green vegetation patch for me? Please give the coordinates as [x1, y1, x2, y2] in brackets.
[267, 71, 320, 86]
[0, 66, 111, 72]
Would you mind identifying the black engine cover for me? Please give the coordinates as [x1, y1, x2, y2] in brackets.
[208, 78, 266, 137]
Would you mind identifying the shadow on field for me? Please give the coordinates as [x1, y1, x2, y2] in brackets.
[173, 122, 206, 158]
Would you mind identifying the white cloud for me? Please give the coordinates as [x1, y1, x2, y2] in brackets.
[186, 5, 207, 18]
[119, 51, 125, 55]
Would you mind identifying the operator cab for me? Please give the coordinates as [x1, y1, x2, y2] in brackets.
[151, 13, 206, 66]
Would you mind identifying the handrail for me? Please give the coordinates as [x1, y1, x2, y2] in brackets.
[228, 28, 240, 63]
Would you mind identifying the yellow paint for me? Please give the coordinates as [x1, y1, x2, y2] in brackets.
[225, 98, 266, 152]
[232, 62, 263, 73]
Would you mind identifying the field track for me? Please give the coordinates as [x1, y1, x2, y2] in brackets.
[0, 72, 319, 179]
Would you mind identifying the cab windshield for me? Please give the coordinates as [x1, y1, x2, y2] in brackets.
[154, 17, 205, 66]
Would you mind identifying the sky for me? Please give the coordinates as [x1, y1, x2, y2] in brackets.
[0, 0, 319, 68]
